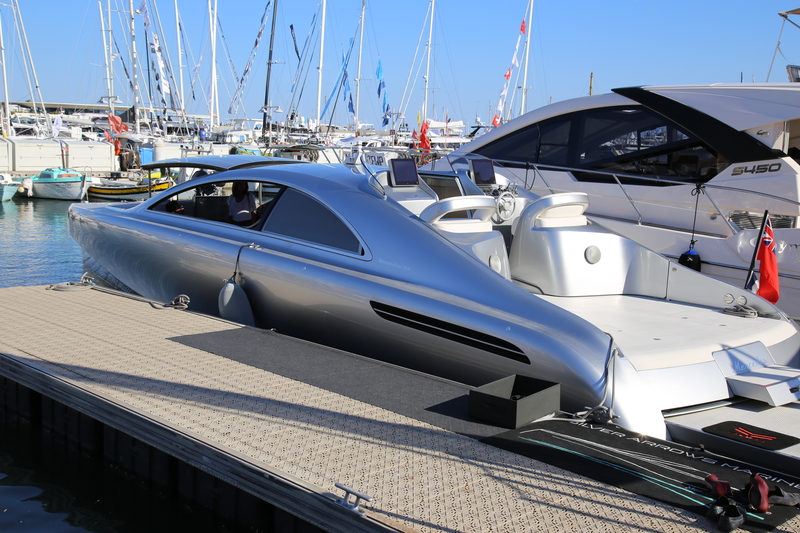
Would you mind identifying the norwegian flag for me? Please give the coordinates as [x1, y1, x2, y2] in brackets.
[746, 214, 780, 304]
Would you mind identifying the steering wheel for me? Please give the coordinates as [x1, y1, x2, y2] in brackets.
[496, 191, 516, 221]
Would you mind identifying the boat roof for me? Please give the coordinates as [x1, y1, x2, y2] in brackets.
[141, 154, 304, 171]
[457, 83, 800, 156]
[615, 83, 800, 132]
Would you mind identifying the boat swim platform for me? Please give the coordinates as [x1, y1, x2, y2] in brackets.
[0, 285, 793, 533]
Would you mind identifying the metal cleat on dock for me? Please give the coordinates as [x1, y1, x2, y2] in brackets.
[334, 482, 372, 515]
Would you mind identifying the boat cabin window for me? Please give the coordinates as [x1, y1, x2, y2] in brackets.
[420, 174, 464, 200]
[262, 188, 362, 254]
[469, 158, 496, 186]
[475, 105, 728, 184]
[150, 179, 282, 224]
[150, 179, 361, 254]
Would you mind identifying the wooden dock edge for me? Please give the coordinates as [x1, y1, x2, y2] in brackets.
[0, 351, 413, 533]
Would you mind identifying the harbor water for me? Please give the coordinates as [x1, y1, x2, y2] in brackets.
[0, 198, 84, 289]
[0, 198, 238, 532]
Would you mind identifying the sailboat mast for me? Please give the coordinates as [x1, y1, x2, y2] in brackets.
[519, 0, 534, 116]
[13, 0, 51, 135]
[262, 0, 279, 141]
[174, 0, 185, 122]
[354, 0, 365, 131]
[316, 0, 326, 132]
[208, 0, 217, 130]
[99, 1, 115, 117]
[423, 0, 434, 122]
[129, 0, 140, 133]
[0, 10, 10, 137]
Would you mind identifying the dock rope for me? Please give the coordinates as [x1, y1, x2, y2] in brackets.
[46, 274, 96, 291]
[573, 336, 619, 424]
[722, 304, 759, 318]
[149, 294, 191, 310]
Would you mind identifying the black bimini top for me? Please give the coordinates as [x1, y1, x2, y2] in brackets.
[613, 86, 781, 164]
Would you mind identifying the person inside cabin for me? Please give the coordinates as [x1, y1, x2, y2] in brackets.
[228, 181, 259, 226]
[165, 200, 184, 214]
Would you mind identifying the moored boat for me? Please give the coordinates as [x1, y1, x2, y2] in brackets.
[447, 83, 800, 318]
[68, 156, 800, 472]
[87, 177, 172, 201]
[13, 167, 91, 200]
[0, 174, 17, 201]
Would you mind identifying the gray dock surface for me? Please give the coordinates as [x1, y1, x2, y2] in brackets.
[0, 284, 796, 532]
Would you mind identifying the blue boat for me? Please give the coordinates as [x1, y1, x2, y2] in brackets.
[0, 175, 17, 201]
[13, 167, 91, 200]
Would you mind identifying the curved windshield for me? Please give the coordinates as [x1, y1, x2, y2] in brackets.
[476, 105, 729, 184]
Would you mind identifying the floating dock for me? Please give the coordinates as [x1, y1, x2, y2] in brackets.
[0, 284, 790, 532]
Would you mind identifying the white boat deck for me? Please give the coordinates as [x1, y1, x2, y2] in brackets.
[539, 294, 795, 371]
[0, 284, 797, 532]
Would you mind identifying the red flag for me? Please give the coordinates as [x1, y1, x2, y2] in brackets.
[756, 215, 780, 304]
[491, 114, 500, 127]
[419, 122, 430, 150]
[411, 129, 419, 148]
[108, 114, 129, 133]
[504, 68, 512, 80]
[520, 19, 526, 35]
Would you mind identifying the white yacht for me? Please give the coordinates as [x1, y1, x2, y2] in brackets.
[447, 84, 800, 318]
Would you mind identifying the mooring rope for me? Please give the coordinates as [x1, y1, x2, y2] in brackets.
[687, 183, 705, 252]
[722, 304, 759, 318]
[149, 294, 191, 310]
[573, 336, 619, 424]
[46, 274, 96, 291]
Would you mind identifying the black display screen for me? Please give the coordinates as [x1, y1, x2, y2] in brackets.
[470, 158, 496, 185]
[390, 158, 420, 186]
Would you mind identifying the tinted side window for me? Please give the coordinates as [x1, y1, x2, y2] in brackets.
[574, 107, 724, 182]
[263, 188, 362, 254]
[538, 120, 571, 166]
[476, 106, 726, 183]
[475, 124, 540, 164]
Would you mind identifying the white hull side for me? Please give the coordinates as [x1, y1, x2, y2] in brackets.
[30, 180, 88, 200]
[592, 217, 800, 317]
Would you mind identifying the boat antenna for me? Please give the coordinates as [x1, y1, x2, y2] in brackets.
[678, 184, 704, 271]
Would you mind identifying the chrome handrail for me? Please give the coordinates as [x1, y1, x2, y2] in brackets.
[486, 158, 800, 235]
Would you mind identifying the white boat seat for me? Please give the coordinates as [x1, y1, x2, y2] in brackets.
[510, 192, 668, 297]
[419, 196, 497, 233]
[528, 192, 590, 227]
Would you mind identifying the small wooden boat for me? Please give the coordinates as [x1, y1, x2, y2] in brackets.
[88, 177, 172, 201]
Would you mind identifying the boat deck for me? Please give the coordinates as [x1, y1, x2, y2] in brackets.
[539, 293, 793, 370]
[0, 284, 793, 533]
[667, 401, 800, 479]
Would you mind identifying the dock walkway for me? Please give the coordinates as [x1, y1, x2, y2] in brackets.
[0, 284, 792, 532]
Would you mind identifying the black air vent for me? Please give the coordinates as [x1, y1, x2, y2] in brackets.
[370, 301, 530, 364]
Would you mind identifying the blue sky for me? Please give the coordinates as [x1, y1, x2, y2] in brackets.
[4, 1, 800, 130]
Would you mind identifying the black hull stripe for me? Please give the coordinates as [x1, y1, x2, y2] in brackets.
[370, 301, 530, 364]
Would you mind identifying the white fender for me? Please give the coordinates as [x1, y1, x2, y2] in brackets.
[218, 278, 255, 327]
